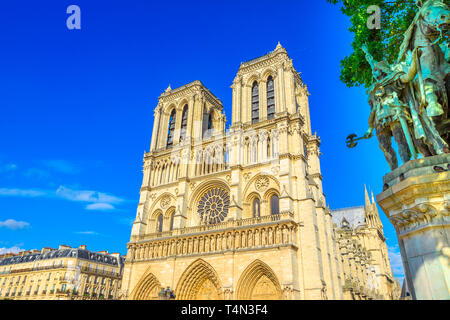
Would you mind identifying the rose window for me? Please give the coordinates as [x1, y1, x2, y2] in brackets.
[197, 188, 230, 225]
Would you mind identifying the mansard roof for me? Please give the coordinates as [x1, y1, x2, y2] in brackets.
[0, 248, 124, 267]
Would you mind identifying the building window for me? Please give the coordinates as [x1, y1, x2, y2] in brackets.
[202, 106, 213, 139]
[251, 81, 259, 124]
[169, 212, 175, 231]
[180, 105, 188, 141]
[156, 214, 163, 233]
[166, 109, 176, 148]
[253, 198, 261, 218]
[270, 195, 279, 215]
[267, 76, 275, 119]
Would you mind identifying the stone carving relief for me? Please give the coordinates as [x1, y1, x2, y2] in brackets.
[160, 195, 171, 209]
[255, 176, 270, 192]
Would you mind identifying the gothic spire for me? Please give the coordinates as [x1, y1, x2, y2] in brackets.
[364, 184, 371, 209]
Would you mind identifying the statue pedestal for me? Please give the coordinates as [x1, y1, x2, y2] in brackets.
[377, 154, 450, 300]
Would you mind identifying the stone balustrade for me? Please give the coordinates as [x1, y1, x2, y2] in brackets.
[128, 212, 298, 261]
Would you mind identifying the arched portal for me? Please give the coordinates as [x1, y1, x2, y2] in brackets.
[175, 259, 223, 300]
[132, 272, 162, 300]
[236, 260, 282, 300]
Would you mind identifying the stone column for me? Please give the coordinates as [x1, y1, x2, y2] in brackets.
[377, 154, 450, 300]
[150, 106, 161, 151]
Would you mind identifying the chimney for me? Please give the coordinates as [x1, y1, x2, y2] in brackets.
[98, 250, 108, 255]
[58, 245, 71, 250]
[79, 245, 87, 250]
[111, 253, 121, 264]
[41, 247, 52, 254]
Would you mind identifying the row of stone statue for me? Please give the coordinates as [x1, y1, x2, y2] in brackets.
[353, 0, 450, 170]
[130, 224, 297, 260]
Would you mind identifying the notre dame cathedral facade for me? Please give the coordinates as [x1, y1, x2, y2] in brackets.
[121, 43, 401, 300]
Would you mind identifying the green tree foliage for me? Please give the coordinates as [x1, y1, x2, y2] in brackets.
[326, 0, 419, 88]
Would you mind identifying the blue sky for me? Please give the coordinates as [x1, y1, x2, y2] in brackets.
[0, 1, 404, 280]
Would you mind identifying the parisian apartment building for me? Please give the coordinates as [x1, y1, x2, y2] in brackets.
[0, 245, 125, 300]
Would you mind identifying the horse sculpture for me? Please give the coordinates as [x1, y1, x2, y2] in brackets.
[398, 0, 450, 145]
[348, 0, 450, 170]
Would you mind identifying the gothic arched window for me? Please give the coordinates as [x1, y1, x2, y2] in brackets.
[267, 76, 275, 119]
[208, 113, 213, 131]
[167, 109, 176, 148]
[253, 198, 261, 218]
[169, 212, 175, 231]
[251, 81, 259, 124]
[270, 195, 279, 215]
[202, 106, 213, 139]
[180, 105, 188, 141]
[156, 214, 163, 233]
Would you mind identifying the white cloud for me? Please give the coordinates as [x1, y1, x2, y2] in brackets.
[0, 186, 124, 212]
[75, 231, 100, 235]
[56, 186, 124, 204]
[86, 203, 115, 211]
[0, 219, 30, 230]
[41, 160, 80, 174]
[23, 168, 51, 180]
[0, 188, 46, 197]
[388, 245, 405, 280]
[4, 164, 17, 171]
[0, 246, 24, 255]
[0, 163, 17, 173]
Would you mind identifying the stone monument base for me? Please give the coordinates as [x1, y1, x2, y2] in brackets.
[377, 154, 450, 300]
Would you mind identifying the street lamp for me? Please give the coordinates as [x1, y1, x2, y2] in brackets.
[158, 287, 175, 300]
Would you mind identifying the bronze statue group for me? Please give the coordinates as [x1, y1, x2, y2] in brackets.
[353, 0, 450, 170]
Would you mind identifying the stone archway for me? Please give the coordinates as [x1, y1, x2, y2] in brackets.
[236, 259, 282, 300]
[132, 272, 161, 300]
[175, 259, 223, 300]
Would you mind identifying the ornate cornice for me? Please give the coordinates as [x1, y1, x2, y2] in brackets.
[158, 80, 223, 108]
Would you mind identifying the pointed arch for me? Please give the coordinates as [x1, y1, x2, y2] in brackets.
[251, 81, 259, 124]
[175, 259, 223, 300]
[180, 104, 188, 141]
[236, 259, 282, 300]
[267, 76, 275, 119]
[167, 109, 176, 148]
[132, 272, 162, 300]
[202, 105, 214, 139]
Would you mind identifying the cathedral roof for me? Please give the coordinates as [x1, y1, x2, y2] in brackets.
[158, 80, 223, 106]
[331, 206, 366, 229]
[238, 42, 288, 69]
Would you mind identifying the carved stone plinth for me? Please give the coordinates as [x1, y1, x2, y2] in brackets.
[377, 154, 450, 300]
